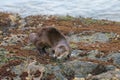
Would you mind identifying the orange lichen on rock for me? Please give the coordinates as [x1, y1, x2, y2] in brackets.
[71, 41, 120, 54]
[0, 60, 22, 79]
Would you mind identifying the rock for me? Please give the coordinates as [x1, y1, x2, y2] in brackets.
[0, 41, 8, 46]
[69, 34, 81, 42]
[71, 50, 83, 57]
[73, 77, 85, 80]
[54, 72, 68, 80]
[11, 63, 26, 76]
[27, 60, 45, 80]
[87, 50, 99, 59]
[44, 64, 67, 80]
[0, 34, 27, 45]
[90, 70, 120, 80]
[63, 60, 98, 77]
[69, 32, 114, 43]
[105, 65, 116, 71]
[0, 12, 22, 31]
[93, 32, 110, 42]
[107, 53, 120, 66]
[91, 64, 107, 75]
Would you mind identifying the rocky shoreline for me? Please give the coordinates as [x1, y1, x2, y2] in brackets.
[0, 12, 120, 80]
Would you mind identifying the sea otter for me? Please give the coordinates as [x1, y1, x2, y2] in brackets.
[29, 27, 70, 59]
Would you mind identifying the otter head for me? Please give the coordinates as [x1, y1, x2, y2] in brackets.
[53, 44, 70, 60]
[29, 33, 38, 44]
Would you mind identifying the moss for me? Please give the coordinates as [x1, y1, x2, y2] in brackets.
[57, 15, 75, 21]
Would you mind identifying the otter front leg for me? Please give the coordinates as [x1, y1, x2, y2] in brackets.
[37, 46, 50, 57]
[37, 47, 46, 55]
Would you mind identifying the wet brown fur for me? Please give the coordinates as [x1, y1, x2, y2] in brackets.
[29, 27, 70, 59]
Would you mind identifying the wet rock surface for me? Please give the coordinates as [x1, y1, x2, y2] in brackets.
[0, 12, 120, 80]
[90, 69, 120, 80]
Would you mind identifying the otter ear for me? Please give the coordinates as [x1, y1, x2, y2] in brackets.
[29, 33, 38, 43]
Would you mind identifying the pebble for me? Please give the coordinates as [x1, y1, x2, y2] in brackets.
[73, 77, 85, 80]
